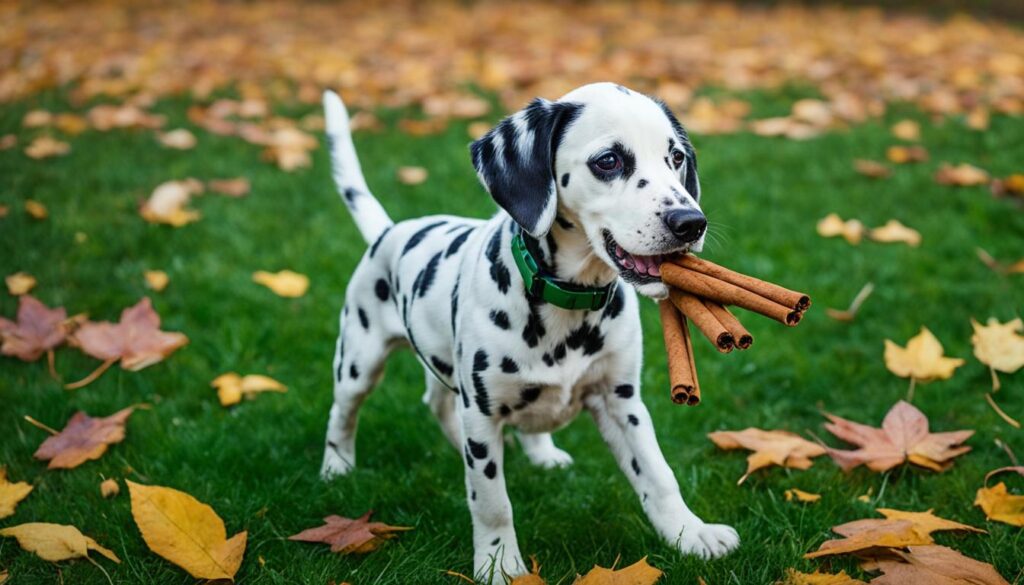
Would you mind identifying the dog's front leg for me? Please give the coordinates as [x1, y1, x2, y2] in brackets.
[584, 385, 739, 559]
[459, 408, 526, 580]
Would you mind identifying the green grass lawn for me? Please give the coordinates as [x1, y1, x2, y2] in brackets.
[1, 89, 1022, 584]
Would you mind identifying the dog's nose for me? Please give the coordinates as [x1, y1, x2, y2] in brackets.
[663, 208, 707, 242]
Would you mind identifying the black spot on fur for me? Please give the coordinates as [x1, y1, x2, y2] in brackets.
[450, 277, 460, 335]
[472, 350, 492, 416]
[369, 227, 391, 258]
[615, 384, 634, 399]
[552, 342, 566, 362]
[357, 307, 369, 329]
[499, 404, 511, 416]
[430, 356, 454, 377]
[565, 322, 604, 355]
[602, 286, 625, 320]
[520, 386, 541, 403]
[483, 460, 497, 479]
[464, 446, 474, 468]
[614, 84, 631, 95]
[485, 227, 511, 294]
[555, 215, 575, 230]
[473, 350, 489, 372]
[374, 279, 390, 301]
[522, 298, 546, 347]
[500, 357, 519, 373]
[446, 228, 473, 257]
[491, 537, 501, 546]
[467, 438, 488, 459]
[349, 364, 359, 379]
[631, 458, 641, 475]
[343, 187, 359, 205]
[638, 179, 648, 189]
[561, 173, 570, 187]
[401, 220, 446, 256]
[459, 384, 470, 408]
[542, 353, 554, 367]
[489, 310, 510, 330]
[628, 414, 640, 426]
[471, 490, 476, 501]
[413, 251, 443, 297]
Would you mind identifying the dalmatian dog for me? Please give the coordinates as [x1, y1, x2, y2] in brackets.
[319, 82, 739, 580]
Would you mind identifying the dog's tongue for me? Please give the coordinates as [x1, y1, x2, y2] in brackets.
[618, 248, 663, 278]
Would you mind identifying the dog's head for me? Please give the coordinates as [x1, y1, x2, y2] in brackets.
[471, 82, 705, 298]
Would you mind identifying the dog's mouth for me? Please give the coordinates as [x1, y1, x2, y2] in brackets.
[602, 230, 682, 284]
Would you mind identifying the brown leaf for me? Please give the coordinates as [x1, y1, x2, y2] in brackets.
[69, 297, 189, 371]
[157, 128, 197, 150]
[778, 568, 866, 584]
[884, 327, 964, 383]
[885, 145, 928, 164]
[140, 179, 204, 227]
[935, 162, 990, 186]
[816, 213, 864, 245]
[24, 136, 70, 159]
[868, 220, 921, 247]
[890, 119, 921, 141]
[0, 468, 33, 519]
[144, 270, 169, 292]
[0, 295, 72, 361]
[805, 520, 930, 559]
[33, 406, 137, 469]
[823, 400, 972, 472]
[24, 200, 48, 220]
[5, 272, 36, 296]
[397, 166, 429, 185]
[100, 478, 120, 498]
[0, 134, 16, 150]
[971, 318, 1024, 375]
[88, 104, 165, 131]
[708, 428, 826, 484]
[208, 178, 251, 197]
[990, 174, 1024, 198]
[0, 523, 119, 564]
[864, 545, 1009, 585]
[975, 468, 1024, 527]
[509, 557, 545, 585]
[853, 160, 890, 179]
[573, 557, 663, 584]
[288, 511, 412, 554]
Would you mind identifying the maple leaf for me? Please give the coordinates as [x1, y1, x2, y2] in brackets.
[971, 318, 1024, 376]
[573, 557, 663, 585]
[0, 523, 119, 564]
[778, 568, 866, 584]
[890, 119, 921, 141]
[868, 220, 921, 247]
[804, 509, 982, 562]
[883, 327, 964, 385]
[707, 428, 826, 484]
[127, 481, 247, 581]
[24, 136, 70, 159]
[509, 557, 546, 585]
[208, 177, 251, 197]
[863, 545, 1009, 585]
[0, 295, 73, 361]
[935, 162, 990, 186]
[261, 127, 317, 171]
[33, 406, 137, 469]
[157, 128, 197, 150]
[816, 213, 865, 245]
[289, 512, 412, 554]
[252, 270, 309, 298]
[397, 166, 429, 185]
[784, 488, 821, 503]
[69, 297, 188, 372]
[140, 179, 204, 227]
[5, 272, 36, 295]
[0, 468, 33, 519]
[974, 467, 1024, 527]
[211, 372, 287, 406]
[144, 270, 169, 292]
[823, 400, 972, 472]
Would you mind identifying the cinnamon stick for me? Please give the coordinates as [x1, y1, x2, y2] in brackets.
[669, 254, 811, 312]
[659, 300, 700, 406]
[668, 289, 734, 353]
[704, 301, 753, 349]
[660, 263, 802, 326]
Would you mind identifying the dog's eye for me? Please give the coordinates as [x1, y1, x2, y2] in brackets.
[591, 152, 621, 173]
[671, 149, 686, 168]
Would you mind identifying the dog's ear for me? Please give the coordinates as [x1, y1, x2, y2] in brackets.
[657, 101, 701, 203]
[470, 98, 582, 237]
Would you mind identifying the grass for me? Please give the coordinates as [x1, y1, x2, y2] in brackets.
[1, 87, 1023, 584]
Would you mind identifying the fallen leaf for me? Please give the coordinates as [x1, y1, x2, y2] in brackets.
[24, 136, 70, 159]
[778, 568, 866, 584]
[805, 520, 930, 559]
[468, 121, 491, 140]
[0, 523, 119, 563]
[289, 511, 411, 554]
[0, 134, 17, 150]
[0, 468, 33, 519]
[208, 177, 250, 197]
[853, 159, 890, 179]
[211, 372, 287, 406]
[22, 110, 51, 128]
[824, 400, 972, 472]
[990, 174, 1024, 199]
[144, 270, 169, 292]
[708, 428, 826, 484]
[870, 508, 984, 536]
[54, 113, 88, 135]
[69, 297, 189, 372]
[784, 488, 821, 503]
[816, 213, 865, 245]
[966, 107, 990, 131]
[157, 128, 197, 150]
[0, 295, 73, 361]
[100, 478, 120, 498]
[262, 127, 317, 171]
[975, 467, 1024, 527]
[349, 111, 381, 132]
[0, 205, 7, 217]
[573, 557, 663, 584]
[397, 166, 429, 185]
[885, 145, 928, 164]
[88, 104, 165, 131]
[252, 270, 309, 298]
[935, 162, 990, 186]
[510, 557, 545, 585]
[890, 119, 921, 141]
[398, 118, 448, 136]
[127, 481, 246, 580]
[24, 200, 48, 220]
[868, 219, 921, 246]
[971, 318, 1024, 375]
[884, 327, 964, 384]
[140, 179, 204, 227]
[33, 406, 137, 469]
[5, 272, 36, 295]
[863, 545, 1009, 585]
[0, 568, 7, 583]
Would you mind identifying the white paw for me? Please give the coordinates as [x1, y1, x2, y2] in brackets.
[320, 448, 354, 479]
[526, 447, 574, 469]
[677, 522, 740, 560]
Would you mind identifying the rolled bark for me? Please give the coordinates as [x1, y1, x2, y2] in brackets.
[668, 254, 811, 311]
[659, 300, 701, 406]
[704, 300, 754, 349]
[661, 263, 802, 326]
[669, 289, 734, 353]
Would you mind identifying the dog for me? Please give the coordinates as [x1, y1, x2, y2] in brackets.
[319, 82, 739, 579]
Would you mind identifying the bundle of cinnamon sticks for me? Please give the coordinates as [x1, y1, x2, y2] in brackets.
[658, 255, 811, 406]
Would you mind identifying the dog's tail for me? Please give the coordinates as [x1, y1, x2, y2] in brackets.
[323, 90, 393, 244]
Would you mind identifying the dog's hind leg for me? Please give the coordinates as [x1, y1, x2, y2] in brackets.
[517, 432, 573, 469]
[423, 374, 460, 449]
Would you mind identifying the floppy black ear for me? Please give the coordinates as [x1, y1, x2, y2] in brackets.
[470, 98, 582, 237]
[657, 101, 701, 203]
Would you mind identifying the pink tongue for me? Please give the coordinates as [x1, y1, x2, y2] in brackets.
[633, 255, 648, 273]
[648, 263, 661, 277]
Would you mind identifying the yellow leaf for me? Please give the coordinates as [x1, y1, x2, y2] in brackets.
[510, 557, 546, 585]
[252, 270, 309, 297]
[144, 270, 169, 292]
[24, 136, 70, 159]
[5, 272, 36, 296]
[883, 327, 964, 382]
[853, 159, 890, 179]
[869, 219, 921, 247]
[935, 162, 990, 186]
[0, 467, 33, 519]
[779, 568, 866, 584]
[890, 119, 920, 141]
[816, 213, 864, 245]
[784, 488, 821, 503]
[397, 166, 428, 185]
[573, 557, 663, 585]
[971, 318, 1024, 374]
[127, 481, 247, 580]
[885, 145, 928, 164]
[157, 128, 197, 150]
[24, 200, 48, 220]
[211, 372, 287, 407]
[100, 478, 120, 498]
[0, 523, 119, 563]
[975, 482, 1024, 527]
[875, 508, 984, 535]
[140, 180, 203, 227]
[708, 428, 825, 484]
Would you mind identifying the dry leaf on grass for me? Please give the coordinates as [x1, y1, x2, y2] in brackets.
[289, 511, 411, 554]
[144, 270, 169, 292]
[0, 468, 33, 519]
[883, 327, 964, 385]
[971, 318, 1024, 380]
[253, 270, 309, 297]
[100, 478, 119, 498]
[0, 568, 6, 583]
[853, 159, 890, 179]
[0, 295, 74, 361]
[24, 200, 48, 220]
[785, 488, 821, 503]
[573, 557, 663, 585]
[88, 104, 165, 131]
[990, 174, 1024, 199]
[816, 213, 865, 244]
[0, 523, 119, 564]
[935, 162, 990, 186]
[140, 179, 204, 227]
[974, 467, 1024, 527]
[805, 507, 983, 560]
[708, 428, 826, 484]
[127, 481, 246, 581]
[890, 119, 921, 141]
[0, 134, 16, 150]
[885, 145, 928, 164]
[32, 406, 137, 469]
[208, 177, 251, 197]
[824, 400, 972, 472]
[24, 136, 70, 159]
[69, 297, 188, 376]
[397, 166, 429, 185]
[509, 557, 545, 585]
[5, 272, 36, 296]
[868, 220, 921, 247]
[0, 205, 7, 217]
[966, 107, 991, 131]
[211, 373, 287, 406]
[262, 127, 317, 171]
[157, 128, 197, 150]
[778, 568, 866, 584]
[862, 545, 1009, 585]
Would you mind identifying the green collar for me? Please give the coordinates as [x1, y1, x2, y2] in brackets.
[511, 232, 617, 311]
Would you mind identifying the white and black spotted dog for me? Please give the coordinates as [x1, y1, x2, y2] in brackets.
[320, 82, 739, 579]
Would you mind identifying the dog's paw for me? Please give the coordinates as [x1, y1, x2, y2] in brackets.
[474, 550, 527, 583]
[677, 522, 739, 560]
[320, 449, 354, 480]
